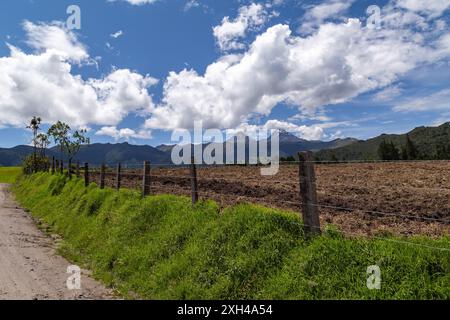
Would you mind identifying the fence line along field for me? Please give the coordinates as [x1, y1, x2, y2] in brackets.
[81, 160, 450, 237]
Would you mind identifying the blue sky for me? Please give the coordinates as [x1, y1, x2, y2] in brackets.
[0, 0, 450, 148]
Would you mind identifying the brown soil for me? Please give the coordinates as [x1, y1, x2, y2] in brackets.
[90, 162, 450, 237]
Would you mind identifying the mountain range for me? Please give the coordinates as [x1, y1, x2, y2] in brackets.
[0, 143, 171, 167]
[1, 123, 448, 166]
[156, 131, 358, 159]
[0, 131, 357, 166]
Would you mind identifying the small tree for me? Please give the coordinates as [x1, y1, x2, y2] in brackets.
[378, 140, 400, 160]
[35, 133, 50, 157]
[48, 121, 70, 163]
[65, 129, 90, 163]
[435, 144, 450, 160]
[22, 154, 50, 174]
[378, 140, 388, 160]
[389, 141, 400, 160]
[404, 134, 418, 160]
[26, 116, 41, 171]
[48, 122, 90, 174]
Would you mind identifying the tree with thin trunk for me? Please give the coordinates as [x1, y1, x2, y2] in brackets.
[48, 122, 90, 172]
[65, 129, 90, 163]
[26, 117, 41, 172]
[35, 133, 50, 157]
[48, 121, 70, 164]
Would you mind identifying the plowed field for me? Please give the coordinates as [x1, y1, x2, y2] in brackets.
[90, 161, 450, 237]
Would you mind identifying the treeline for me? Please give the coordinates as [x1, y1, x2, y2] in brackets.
[24, 117, 89, 173]
[378, 134, 450, 160]
[312, 123, 450, 162]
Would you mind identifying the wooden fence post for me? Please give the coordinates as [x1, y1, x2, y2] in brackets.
[142, 161, 151, 197]
[76, 162, 80, 178]
[100, 164, 106, 189]
[60, 160, 64, 175]
[116, 163, 121, 191]
[190, 156, 199, 205]
[298, 152, 321, 237]
[84, 163, 89, 187]
[51, 156, 55, 174]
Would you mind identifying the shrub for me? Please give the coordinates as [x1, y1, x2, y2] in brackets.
[21, 154, 50, 174]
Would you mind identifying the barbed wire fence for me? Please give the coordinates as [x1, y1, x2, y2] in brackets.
[44, 153, 450, 252]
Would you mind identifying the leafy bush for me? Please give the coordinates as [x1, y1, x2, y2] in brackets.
[21, 154, 50, 174]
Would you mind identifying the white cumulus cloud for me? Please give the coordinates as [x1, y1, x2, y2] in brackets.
[394, 0, 450, 19]
[263, 120, 324, 140]
[213, 3, 272, 51]
[300, 0, 355, 34]
[393, 89, 450, 112]
[0, 21, 158, 129]
[145, 7, 450, 132]
[23, 20, 89, 64]
[226, 120, 325, 141]
[96, 126, 152, 141]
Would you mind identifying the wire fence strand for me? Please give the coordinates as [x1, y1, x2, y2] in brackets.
[58, 159, 450, 236]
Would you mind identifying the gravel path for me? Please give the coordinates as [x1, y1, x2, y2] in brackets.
[0, 184, 114, 300]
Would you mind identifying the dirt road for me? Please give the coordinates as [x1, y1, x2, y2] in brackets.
[0, 184, 114, 300]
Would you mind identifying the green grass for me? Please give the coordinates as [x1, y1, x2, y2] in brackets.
[13, 173, 450, 299]
[0, 167, 22, 183]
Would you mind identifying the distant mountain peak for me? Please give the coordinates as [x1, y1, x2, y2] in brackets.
[278, 130, 304, 143]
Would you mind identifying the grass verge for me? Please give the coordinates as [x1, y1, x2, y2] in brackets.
[0, 167, 22, 183]
[12, 173, 450, 299]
